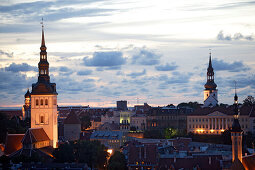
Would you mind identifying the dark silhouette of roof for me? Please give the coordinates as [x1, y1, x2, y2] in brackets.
[22, 128, 50, 145]
[242, 154, 255, 170]
[190, 105, 255, 116]
[64, 111, 81, 124]
[230, 158, 245, 170]
[24, 89, 30, 98]
[4, 134, 24, 155]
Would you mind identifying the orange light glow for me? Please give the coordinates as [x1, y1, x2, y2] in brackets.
[107, 149, 113, 155]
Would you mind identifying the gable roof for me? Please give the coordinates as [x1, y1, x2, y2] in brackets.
[4, 134, 24, 155]
[22, 128, 50, 145]
[64, 111, 81, 124]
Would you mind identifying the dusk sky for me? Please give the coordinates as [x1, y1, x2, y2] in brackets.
[0, 0, 255, 108]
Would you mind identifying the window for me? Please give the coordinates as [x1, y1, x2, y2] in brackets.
[41, 99, 43, 105]
[36, 99, 39, 106]
[45, 99, 48, 105]
[40, 115, 45, 124]
[53, 99, 57, 105]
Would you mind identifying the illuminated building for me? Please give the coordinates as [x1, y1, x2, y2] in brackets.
[30, 22, 58, 148]
[187, 105, 253, 135]
[204, 52, 218, 107]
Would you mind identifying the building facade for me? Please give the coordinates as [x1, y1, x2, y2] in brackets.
[187, 105, 254, 135]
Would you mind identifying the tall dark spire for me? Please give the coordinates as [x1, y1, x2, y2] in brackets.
[204, 52, 217, 90]
[38, 19, 50, 83]
[31, 19, 57, 95]
[232, 83, 242, 132]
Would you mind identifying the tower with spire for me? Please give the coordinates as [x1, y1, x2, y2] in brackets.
[30, 21, 58, 148]
[231, 85, 243, 163]
[22, 89, 31, 120]
[204, 52, 218, 107]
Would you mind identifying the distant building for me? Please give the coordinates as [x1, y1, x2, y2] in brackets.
[64, 111, 81, 141]
[90, 130, 127, 151]
[204, 53, 218, 107]
[117, 100, 128, 111]
[146, 106, 191, 131]
[187, 105, 254, 135]
[130, 114, 146, 131]
[120, 111, 135, 132]
[123, 141, 159, 170]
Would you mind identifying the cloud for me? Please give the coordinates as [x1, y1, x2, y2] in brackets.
[159, 72, 193, 84]
[217, 31, 254, 41]
[77, 69, 93, 76]
[127, 69, 146, 78]
[4, 63, 37, 72]
[0, 50, 13, 58]
[132, 48, 161, 65]
[83, 51, 126, 67]
[155, 62, 178, 71]
[59, 66, 72, 72]
[213, 59, 250, 72]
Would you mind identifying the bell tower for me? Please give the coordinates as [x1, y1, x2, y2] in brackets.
[231, 85, 243, 162]
[30, 20, 58, 148]
[204, 52, 218, 107]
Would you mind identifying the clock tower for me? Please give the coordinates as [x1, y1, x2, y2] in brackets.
[30, 23, 58, 148]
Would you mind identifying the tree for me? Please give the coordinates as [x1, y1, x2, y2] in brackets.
[164, 128, 178, 139]
[177, 102, 201, 109]
[108, 151, 127, 170]
[80, 115, 91, 130]
[53, 140, 108, 169]
[243, 96, 255, 106]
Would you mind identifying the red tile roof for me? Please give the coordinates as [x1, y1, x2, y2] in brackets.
[22, 128, 50, 144]
[4, 134, 24, 155]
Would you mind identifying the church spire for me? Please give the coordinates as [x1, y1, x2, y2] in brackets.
[204, 51, 217, 90]
[38, 19, 50, 83]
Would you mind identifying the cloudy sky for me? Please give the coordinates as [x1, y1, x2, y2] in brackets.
[0, 0, 255, 108]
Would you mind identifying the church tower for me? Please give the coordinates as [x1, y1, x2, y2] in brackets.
[22, 89, 31, 120]
[231, 89, 243, 162]
[30, 22, 58, 148]
[204, 53, 218, 107]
